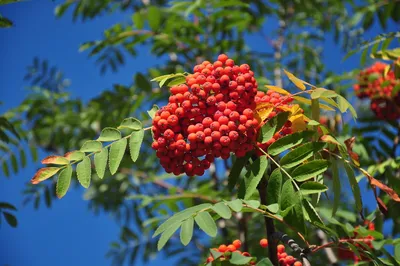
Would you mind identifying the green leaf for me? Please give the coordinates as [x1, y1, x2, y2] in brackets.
[167, 76, 186, 87]
[129, 129, 144, 162]
[94, 147, 108, 179]
[10, 153, 17, 173]
[132, 12, 144, 29]
[227, 199, 243, 212]
[258, 112, 290, 143]
[194, 212, 217, 237]
[180, 217, 194, 246]
[310, 88, 338, 99]
[280, 180, 295, 212]
[97, 127, 121, 142]
[56, 165, 72, 199]
[285, 193, 306, 235]
[80, 140, 103, 152]
[292, 160, 330, 182]
[41, 155, 70, 165]
[228, 155, 249, 191]
[135, 73, 151, 92]
[76, 157, 91, 188]
[212, 202, 232, 219]
[302, 199, 324, 224]
[268, 130, 315, 156]
[256, 258, 274, 266]
[229, 252, 252, 265]
[344, 163, 363, 213]
[109, 138, 127, 175]
[280, 142, 326, 168]
[30, 144, 38, 161]
[243, 200, 260, 209]
[0, 202, 16, 210]
[311, 99, 320, 122]
[3, 212, 17, 227]
[395, 243, 400, 260]
[147, 6, 161, 31]
[19, 149, 26, 168]
[2, 161, 9, 177]
[300, 182, 328, 195]
[0, 0, 24, 6]
[31, 167, 62, 184]
[266, 204, 279, 213]
[64, 151, 85, 161]
[0, 17, 12, 28]
[147, 105, 159, 119]
[157, 222, 182, 251]
[153, 203, 212, 237]
[244, 156, 268, 199]
[267, 169, 282, 206]
[337, 95, 357, 118]
[331, 158, 340, 217]
[118, 117, 143, 131]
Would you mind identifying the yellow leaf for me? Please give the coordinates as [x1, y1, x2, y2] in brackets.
[283, 69, 306, 90]
[290, 114, 307, 132]
[265, 85, 290, 95]
[255, 102, 274, 122]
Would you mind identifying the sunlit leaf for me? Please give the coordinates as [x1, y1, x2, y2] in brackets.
[244, 156, 268, 200]
[94, 147, 108, 179]
[109, 138, 127, 175]
[76, 157, 91, 188]
[180, 217, 194, 246]
[56, 165, 72, 198]
[97, 127, 121, 142]
[31, 167, 62, 184]
[194, 212, 217, 237]
[129, 129, 144, 162]
[41, 155, 70, 165]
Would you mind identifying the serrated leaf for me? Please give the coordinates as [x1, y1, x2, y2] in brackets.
[180, 217, 194, 246]
[94, 147, 108, 179]
[157, 222, 182, 251]
[331, 158, 340, 217]
[227, 199, 243, 212]
[109, 138, 127, 175]
[31, 167, 62, 184]
[337, 95, 357, 118]
[212, 202, 232, 219]
[285, 192, 306, 234]
[300, 182, 328, 195]
[265, 85, 290, 95]
[129, 129, 144, 162]
[80, 140, 103, 152]
[258, 112, 290, 143]
[97, 127, 121, 142]
[194, 212, 217, 237]
[56, 165, 72, 199]
[267, 169, 282, 207]
[118, 117, 143, 131]
[283, 69, 306, 90]
[280, 142, 326, 168]
[256, 258, 274, 266]
[344, 163, 363, 213]
[280, 180, 295, 212]
[64, 150, 85, 161]
[228, 155, 249, 191]
[147, 105, 159, 119]
[167, 76, 186, 87]
[3, 212, 17, 227]
[268, 130, 315, 156]
[310, 88, 338, 99]
[244, 156, 268, 200]
[229, 252, 252, 265]
[243, 200, 260, 209]
[76, 157, 91, 188]
[41, 155, 70, 165]
[292, 160, 330, 182]
[153, 203, 212, 237]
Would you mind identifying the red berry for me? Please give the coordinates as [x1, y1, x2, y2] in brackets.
[232, 240, 242, 249]
[260, 238, 268, 248]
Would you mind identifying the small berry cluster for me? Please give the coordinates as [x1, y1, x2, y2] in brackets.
[151, 54, 261, 176]
[354, 62, 400, 120]
[259, 239, 303, 266]
[206, 239, 256, 265]
[337, 222, 375, 263]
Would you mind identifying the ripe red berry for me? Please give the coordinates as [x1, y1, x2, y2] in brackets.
[232, 240, 242, 249]
[260, 238, 268, 248]
[218, 244, 228, 252]
[227, 244, 237, 252]
[277, 244, 285, 254]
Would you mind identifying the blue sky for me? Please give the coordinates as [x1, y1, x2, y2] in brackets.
[0, 1, 397, 266]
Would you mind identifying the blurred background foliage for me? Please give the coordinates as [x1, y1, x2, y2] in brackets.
[1, 0, 400, 265]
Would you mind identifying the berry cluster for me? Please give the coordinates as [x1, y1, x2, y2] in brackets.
[205, 239, 302, 266]
[354, 62, 400, 120]
[206, 239, 256, 265]
[151, 54, 261, 176]
[337, 221, 375, 263]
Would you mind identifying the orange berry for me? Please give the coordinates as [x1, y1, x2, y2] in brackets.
[277, 244, 285, 254]
[294, 262, 302, 266]
[218, 244, 228, 252]
[232, 239, 242, 249]
[260, 238, 268, 248]
[227, 244, 237, 252]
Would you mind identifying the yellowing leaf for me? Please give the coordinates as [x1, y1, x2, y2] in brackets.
[254, 102, 274, 122]
[31, 167, 62, 184]
[265, 85, 290, 95]
[290, 114, 307, 132]
[293, 96, 335, 111]
[41, 155, 70, 165]
[283, 69, 307, 90]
